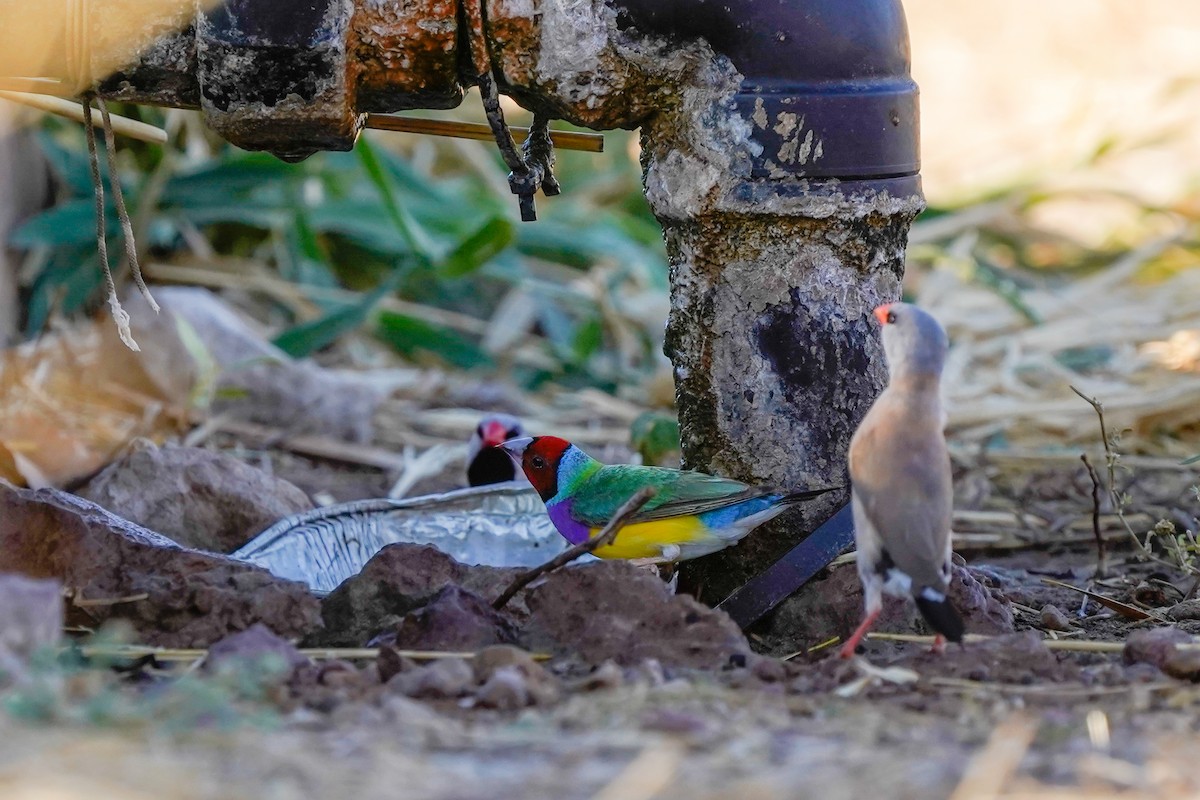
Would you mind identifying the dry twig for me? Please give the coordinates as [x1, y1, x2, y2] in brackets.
[493, 486, 657, 611]
[1080, 453, 1108, 576]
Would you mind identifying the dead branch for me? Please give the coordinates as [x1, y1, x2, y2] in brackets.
[1070, 385, 1154, 561]
[1080, 453, 1108, 577]
[493, 486, 657, 611]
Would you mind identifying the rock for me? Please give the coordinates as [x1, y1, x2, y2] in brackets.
[770, 563, 1014, 653]
[205, 623, 310, 675]
[0, 482, 321, 647]
[1168, 600, 1200, 621]
[377, 647, 419, 684]
[385, 586, 518, 652]
[472, 645, 559, 706]
[0, 573, 62, 681]
[80, 442, 313, 553]
[522, 560, 754, 669]
[387, 658, 474, 700]
[472, 645, 540, 682]
[1123, 627, 1192, 669]
[1039, 604, 1074, 632]
[313, 544, 523, 647]
[934, 631, 1068, 683]
[752, 658, 788, 683]
[950, 565, 1015, 634]
[157, 287, 404, 443]
[767, 565, 917, 649]
[641, 708, 712, 736]
[1162, 649, 1200, 682]
[574, 660, 624, 692]
[475, 667, 530, 710]
[288, 659, 376, 713]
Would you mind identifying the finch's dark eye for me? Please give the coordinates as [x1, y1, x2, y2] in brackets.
[886, 310, 896, 324]
[475, 424, 484, 436]
[505, 427, 519, 439]
[531, 455, 546, 469]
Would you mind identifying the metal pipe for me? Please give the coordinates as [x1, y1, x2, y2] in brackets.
[2, 0, 924, 608]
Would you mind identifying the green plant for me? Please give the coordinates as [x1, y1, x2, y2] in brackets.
[13, 109, 669, 393]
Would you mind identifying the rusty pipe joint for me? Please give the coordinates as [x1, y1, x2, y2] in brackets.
[98, 0, 465, 160]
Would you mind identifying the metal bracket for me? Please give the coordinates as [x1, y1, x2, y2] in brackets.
[716, 502, 856, 629]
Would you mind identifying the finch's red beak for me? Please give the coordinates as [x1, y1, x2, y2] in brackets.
[481, 420, 509, 449]
[873, 304, 893, 325]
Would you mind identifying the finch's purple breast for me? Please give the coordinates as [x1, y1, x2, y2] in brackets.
[546, 498, 591, 545]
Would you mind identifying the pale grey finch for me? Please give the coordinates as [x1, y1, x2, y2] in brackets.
[841, 302, 963, 658]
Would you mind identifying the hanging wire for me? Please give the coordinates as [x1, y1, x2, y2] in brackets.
[98, 97, 158, 313]
[81, 94, 139, 351]
[461, 0, 560, 221]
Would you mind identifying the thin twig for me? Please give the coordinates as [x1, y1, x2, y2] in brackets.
[1070, 385, 1156, 562]
[74, 645, 550, 662]
[493, 487, 657, 611]
[865, 631, 1200, 653]
[0, 90, 168, 142]
[366, 115, 604, 153]
[1080, 453, 1108, 577]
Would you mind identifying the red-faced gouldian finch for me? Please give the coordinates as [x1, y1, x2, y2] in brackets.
[499, 436, 835, 563]
[466, 413, 526, 487]
[840, 302, 964, 659]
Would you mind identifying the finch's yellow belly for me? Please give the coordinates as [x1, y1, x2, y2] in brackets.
[589, 516, 711, 560]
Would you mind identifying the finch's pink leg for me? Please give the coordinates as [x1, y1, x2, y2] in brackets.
[839, 608, 881, 659]
[929, 634, 946, 655]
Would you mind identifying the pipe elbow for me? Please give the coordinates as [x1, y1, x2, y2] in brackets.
[612, 0, 920, 180]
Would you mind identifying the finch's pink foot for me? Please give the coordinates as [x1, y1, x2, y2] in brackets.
[839, 609, 881, 659]
[929, 634, 946, 655]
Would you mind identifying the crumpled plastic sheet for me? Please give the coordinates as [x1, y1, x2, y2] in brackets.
[232, 482, 574, 594]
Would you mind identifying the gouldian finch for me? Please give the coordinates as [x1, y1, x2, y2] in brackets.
[841, 302, 964, 659]
[499, 436, 835, 562]
[466, 413, 526, 487]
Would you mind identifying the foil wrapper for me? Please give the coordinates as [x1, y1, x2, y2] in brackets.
[232, 482, 574, 594]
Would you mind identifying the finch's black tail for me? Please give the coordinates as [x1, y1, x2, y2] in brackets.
[780, 485, 844, 504]
[914, 591, 965, 643]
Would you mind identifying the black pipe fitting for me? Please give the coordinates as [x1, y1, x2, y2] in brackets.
[614, 0, 919, 181]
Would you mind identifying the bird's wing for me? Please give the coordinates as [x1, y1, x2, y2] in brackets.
[568, 464, 766, 527]
[849, 399, 953, 592]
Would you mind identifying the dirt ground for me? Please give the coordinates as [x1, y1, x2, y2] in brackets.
[4, 451, 1200, 800]
[3, 3, 1200, 799]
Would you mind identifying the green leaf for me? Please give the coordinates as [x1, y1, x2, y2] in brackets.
[571, 316, 604, 362]
[279, 208, 338, 288]
[355, 136, 440, 264]
[441, 216, 514, 277]
[36, 130, 95, 196]
[1181, 455, 1200, 466]
[307, 198, 412, 255]
[273, 274, 400, 357]
[12, 200, 112, 248]
[23, 250, 103, 336]
[376, 310, 493, 370]
[630, 411, 681, 466]
[162, 152, 297, 206]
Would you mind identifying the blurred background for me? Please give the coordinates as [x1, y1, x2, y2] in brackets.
[1, 0, 1199, 495]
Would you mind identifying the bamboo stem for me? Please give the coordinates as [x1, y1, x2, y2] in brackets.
[867, 631, 1200, 654]
[76, 644, 551, 662]
[0, 90, 168, 143]
[366, 115, 605, 153]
